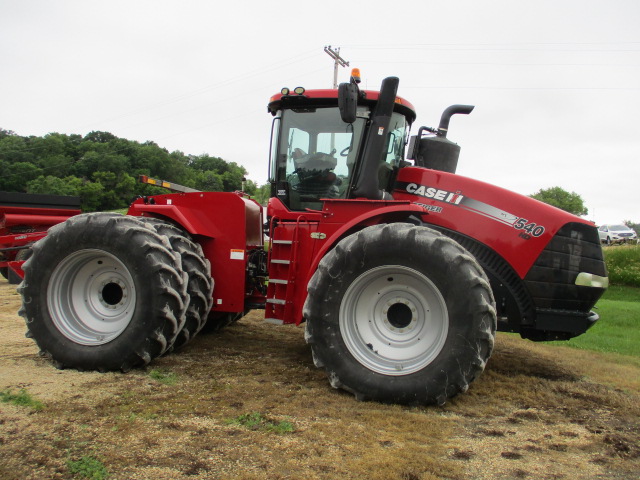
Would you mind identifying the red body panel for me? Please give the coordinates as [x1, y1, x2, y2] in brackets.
[393, 167, 590, 278]
[128, 192, 263, 313]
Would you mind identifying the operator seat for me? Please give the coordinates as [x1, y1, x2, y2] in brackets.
[292, 151, 340, 199]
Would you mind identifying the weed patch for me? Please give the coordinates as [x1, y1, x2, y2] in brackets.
[148, 368, 178, 385]
[227, 412, 295, 434]
[604, 245, 640, 287]
[0, 388, 44, 411]
[67, 455, 108, 480]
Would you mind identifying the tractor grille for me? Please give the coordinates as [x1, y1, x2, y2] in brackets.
[524, 222, 607, 312]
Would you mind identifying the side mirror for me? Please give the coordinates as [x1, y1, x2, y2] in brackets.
[338, 82, 358, 124]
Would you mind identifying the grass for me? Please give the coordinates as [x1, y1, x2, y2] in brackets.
[227, 412, 296, 434]
[551, 285, 640, 357]
[0, 388, 44, 411]
[67, 456, 109, 480]
[546, 246, 640, 356]
[603, 244, 640, 287]
[148, 368, 178, 385]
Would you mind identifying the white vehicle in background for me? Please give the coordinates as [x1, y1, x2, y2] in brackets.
[598, 224, 638, 245]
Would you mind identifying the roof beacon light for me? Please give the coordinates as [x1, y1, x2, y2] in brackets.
[281, 87, 290, 96]
[350, 68, 361, 84]
[294, 86, 305, 95]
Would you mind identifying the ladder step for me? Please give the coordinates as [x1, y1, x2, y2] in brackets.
[271, 259, 290, 265]
[266, 298, 286, 305]
[268, 279, 288, 285]
[272, 240, 293, 245]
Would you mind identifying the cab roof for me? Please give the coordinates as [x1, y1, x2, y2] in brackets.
[268, 88, 417, 125]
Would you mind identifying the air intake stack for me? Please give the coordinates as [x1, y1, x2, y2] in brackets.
[407, 105, 474, 174]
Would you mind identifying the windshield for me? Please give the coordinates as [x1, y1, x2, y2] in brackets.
[273, 107, 367, 210]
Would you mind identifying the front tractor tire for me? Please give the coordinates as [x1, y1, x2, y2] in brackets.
[18, 213, 188, 372]
[304, 223, 497, 406]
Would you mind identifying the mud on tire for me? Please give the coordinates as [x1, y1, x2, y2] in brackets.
[18, 212, 189, 371]
[304, 223, 497, 406]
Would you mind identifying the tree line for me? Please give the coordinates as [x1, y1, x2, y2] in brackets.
[0, 128, 261, 211]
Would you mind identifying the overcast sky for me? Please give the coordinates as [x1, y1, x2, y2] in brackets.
[1, 0, 638, 225]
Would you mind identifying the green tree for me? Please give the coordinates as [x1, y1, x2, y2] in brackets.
[624, 220, 640, 233]
[0, 134, 33, 164]
[195, 170, 223, 191]
[1, 128, 256, 210]
[0, 161, 43, 192]
[78, 181, 105, 212]
[0, 128, 17, 139]
[253, 183, 271, 205]
[26, 175, 81, 196]
[530, 186, 588, 216]
[84, 131, 117, 143]
[92, 171, 136, 209]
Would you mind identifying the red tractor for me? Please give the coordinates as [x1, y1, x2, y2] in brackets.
[17, 73, 608, 405]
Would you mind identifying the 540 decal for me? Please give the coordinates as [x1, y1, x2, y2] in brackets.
[513, 218, 545, 239]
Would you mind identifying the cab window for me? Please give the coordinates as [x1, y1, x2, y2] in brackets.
[275, 107, 366, 210]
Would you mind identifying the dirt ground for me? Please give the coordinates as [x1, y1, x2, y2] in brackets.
[1, 277, 639, 480]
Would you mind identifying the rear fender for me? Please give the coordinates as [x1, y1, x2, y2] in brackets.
[128, 192, 264, 314]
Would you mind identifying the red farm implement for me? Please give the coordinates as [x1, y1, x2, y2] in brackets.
[0, 192, 81, 283]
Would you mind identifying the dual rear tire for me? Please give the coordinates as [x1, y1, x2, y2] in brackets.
[18, 213, 213, 371]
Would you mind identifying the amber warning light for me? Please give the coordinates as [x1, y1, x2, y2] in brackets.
[350, 68, 361, 84]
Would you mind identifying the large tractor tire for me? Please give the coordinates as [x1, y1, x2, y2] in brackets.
[304, 223, 497, 405]
[18, 213, 188, 371]
[141, 217, 214, 349]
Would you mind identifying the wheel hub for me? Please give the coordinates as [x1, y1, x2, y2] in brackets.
[340, 265, 448, 376]
[384, 299, 416, 331]
[99, 280, 126, 308]
[47, 249, 137, 346]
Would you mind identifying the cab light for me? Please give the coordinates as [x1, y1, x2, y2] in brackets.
[294, 86, 305, 95]
[281, 87, 290, 95]
[351, 68, 361, 84]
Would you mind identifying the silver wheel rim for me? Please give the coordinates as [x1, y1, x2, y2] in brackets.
[47, 249, 136, 345]
[339, 265, 448, 376]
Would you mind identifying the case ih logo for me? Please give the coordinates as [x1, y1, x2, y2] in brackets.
[398, 181, 546, 239]
[402, 182, 464, 205]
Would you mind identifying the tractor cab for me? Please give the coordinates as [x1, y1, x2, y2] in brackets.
[267, 75, 416, 211]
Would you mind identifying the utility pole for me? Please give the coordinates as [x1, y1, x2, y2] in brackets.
[324, 45, 349, 89]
